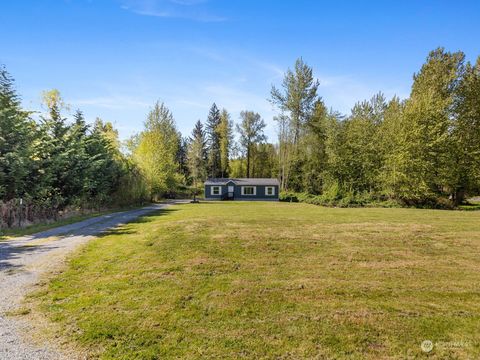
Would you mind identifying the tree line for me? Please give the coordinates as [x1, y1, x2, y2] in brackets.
[268, 48, 480, 207]
[0, 69, 148, 228]
[1, 47, 479, 228]
[183, 47, 480, 208]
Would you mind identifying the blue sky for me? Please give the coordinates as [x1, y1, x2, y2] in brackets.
[1, 0, 480, 141]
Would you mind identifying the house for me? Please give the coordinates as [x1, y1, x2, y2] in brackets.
[204, 178, 280, 201]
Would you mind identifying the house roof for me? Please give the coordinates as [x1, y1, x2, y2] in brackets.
[205, 178, 280, 186]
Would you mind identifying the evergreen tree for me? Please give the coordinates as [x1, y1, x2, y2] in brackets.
[63, 109, 90, 201]
[0, 65, 33, 201]
[84, 118, 124, 204]
[218, 108, 233, 177]
[177, 136, 189, 180]
[32, 89, 71, 208]
[206, 103, 222, 178]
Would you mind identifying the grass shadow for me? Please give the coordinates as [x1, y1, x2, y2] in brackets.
[0, 243, 54, 272]
[96, 208, 178, 238]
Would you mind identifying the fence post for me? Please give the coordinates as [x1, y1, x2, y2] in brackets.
[19, 198, 23, 228]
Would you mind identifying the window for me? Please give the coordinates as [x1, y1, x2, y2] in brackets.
[241, 186, 256, 196]
[266, 186, 275, 196]
[211, 186, 221, 195]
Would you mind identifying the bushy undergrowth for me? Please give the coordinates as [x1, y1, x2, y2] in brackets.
[280, 191, 456, 209]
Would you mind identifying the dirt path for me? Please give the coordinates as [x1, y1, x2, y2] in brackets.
[0, 204, 169, 360]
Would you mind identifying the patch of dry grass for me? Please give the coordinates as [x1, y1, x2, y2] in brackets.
[32, 202, 480, 359]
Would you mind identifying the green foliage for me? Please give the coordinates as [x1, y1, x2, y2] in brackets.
[229, 158, 246, 178]
[218, 108, 233, 177]
[0, 67, 147, 228]
[269, 50, 480, 208]
[187, 120, 207, 188]
[133, 102, 181, 200]
[206, 103, 222, 178]
[270, 58, 321, 189]
[0, 65, 34, 201]
[237, 110, 267, 178]
[2, 47, 480, 215]
[270, 57, 320, 145]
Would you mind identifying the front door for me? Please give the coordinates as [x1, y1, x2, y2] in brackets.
[228, 186, 234, 199]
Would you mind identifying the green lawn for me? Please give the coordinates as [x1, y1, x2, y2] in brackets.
[32, 202, 480, 359]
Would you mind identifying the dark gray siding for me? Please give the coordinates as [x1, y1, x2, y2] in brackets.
[205, 183, 279, 201]
[235, 184, 279, 200]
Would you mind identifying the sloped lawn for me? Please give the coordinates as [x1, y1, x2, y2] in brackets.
[33, 202, 480, 359]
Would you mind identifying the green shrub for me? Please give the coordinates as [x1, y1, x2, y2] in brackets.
[281, 190, 403, 208]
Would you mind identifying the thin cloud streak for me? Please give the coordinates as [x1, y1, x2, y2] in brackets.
[120, 0, 227, 22]
[70, 96, 151, 110]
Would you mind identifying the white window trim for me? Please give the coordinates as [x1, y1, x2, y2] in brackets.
[211, 186, 221, 195]
[265, 186, 276, 196]
[241, 186, 256, 196]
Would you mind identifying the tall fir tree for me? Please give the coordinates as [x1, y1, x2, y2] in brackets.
[63, 109, 90, 201]
[218, 108, 233, 177]
[205, 103, 222, 178]
[0, 65, 33, 201]
[177, 136, 190, 181]
[85, 118, 124, 204]
[33, 89, 71, 207]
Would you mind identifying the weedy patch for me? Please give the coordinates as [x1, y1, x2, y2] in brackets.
[5, 307, 31, 316]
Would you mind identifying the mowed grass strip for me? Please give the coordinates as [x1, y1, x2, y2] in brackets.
[32, 202, 480, 359]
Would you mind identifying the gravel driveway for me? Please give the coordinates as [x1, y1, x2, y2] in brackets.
[0, 203, 169, 360]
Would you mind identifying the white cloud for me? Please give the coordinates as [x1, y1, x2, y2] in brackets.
[174, 99, 210, 109]
[120, 0, 227, 22]
[69, 95, 151, 110]
[169, 0, 208, 5]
